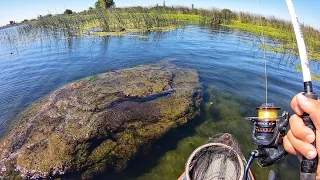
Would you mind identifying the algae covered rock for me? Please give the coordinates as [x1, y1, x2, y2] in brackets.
[0, 62, 202, 179]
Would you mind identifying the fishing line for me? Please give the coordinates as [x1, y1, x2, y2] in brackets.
[243, 1, 318, 180]
[286, 0, 318, 179]
[256, 0, 268, 105]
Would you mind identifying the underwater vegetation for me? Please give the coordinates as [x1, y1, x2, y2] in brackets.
[0, 62, 202, 179]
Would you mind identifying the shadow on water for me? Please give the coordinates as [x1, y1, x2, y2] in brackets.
[59, 84, 300, 180]
[105, 88, 299, 180]
[87, 86, 298, 180]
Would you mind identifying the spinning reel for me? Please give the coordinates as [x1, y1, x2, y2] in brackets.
[244, 103, 289, 179]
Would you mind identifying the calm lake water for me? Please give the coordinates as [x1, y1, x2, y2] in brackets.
[0, 26, 320, 180]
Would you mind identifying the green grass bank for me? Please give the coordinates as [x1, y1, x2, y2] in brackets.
[2, 6, 320, 61]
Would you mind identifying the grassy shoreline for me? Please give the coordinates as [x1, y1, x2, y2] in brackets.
[224, 20, 320, 61]
[2, 6, 320, 61]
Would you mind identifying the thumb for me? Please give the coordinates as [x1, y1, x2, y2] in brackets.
[296, 93, 320, 129]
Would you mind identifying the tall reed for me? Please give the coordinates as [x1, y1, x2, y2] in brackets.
[1, 5, 319, 58]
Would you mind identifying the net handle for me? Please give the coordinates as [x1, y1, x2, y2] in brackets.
[185, 142, 244, 180]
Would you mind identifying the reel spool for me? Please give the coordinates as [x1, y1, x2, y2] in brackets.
[245, 103, 288, 148]
[244, 103, 289, 176]
[253, 103, 281, 146]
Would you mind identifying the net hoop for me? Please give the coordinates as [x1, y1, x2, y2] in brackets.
[185, 142, 245, 180]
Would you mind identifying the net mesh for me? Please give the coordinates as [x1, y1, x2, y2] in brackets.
[186, 133, 248, 180]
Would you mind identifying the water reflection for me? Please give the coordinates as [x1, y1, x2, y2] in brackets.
[0, 25, 318, 179]
[99, 36, 111, 56]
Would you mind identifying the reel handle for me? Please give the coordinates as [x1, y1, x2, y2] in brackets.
[300, 92, 318, 180]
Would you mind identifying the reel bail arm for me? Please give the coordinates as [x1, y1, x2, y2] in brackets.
[257, 111, 289, 167]
[244, 104, 289, 179]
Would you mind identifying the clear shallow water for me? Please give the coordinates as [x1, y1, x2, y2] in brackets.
[1, 26, 320, 179]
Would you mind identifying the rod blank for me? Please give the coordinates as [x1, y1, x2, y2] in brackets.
[286, 0, 311, 82]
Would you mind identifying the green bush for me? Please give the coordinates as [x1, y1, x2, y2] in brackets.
[221, 9, 234, 24]
[95, 0, 115, 9]
[64, 9, 73, 15]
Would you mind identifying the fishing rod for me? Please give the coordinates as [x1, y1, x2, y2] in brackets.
[244, 0, 318, 179]
[286, 0, 318, 179]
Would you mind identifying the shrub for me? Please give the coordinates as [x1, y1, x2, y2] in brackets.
[95, 0, 115, 9]
[64, 9, 73, 15]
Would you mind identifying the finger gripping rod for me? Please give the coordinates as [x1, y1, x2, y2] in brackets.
[285, 0, 318, 179]
[301, 92, 318, 180]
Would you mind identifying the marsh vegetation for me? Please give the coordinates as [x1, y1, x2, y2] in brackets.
[1, 5, 319, 61]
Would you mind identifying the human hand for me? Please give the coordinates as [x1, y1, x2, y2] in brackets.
[283, 93, 320, 178]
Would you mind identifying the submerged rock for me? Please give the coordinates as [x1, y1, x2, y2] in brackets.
[0, 62, 202, 179]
